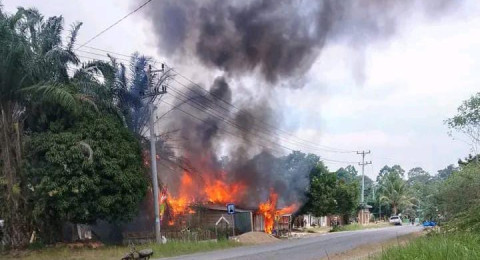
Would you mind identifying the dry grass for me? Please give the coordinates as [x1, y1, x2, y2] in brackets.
[1, 240, 241, 260]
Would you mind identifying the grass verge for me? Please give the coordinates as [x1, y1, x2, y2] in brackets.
[322, 231, 422, 260]
[374, 232, 480, 260]
[330, 222, 391, 232]
[1, 240, 242, 260]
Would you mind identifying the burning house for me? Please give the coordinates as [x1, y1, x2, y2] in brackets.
[125, 0, 458, 243]
[158, 169, 298, 237]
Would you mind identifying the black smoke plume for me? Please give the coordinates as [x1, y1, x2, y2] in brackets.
[139, 0, 459, 209]
[142, 0, 458, 84]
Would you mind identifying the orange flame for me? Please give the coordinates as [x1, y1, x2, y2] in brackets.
[167, 173, 195, 220]
[204, 179, 245, 204]
[258, 191, 278, 234]
[277, 203, 299, 216]
[163, 171, 246, 226]
[258, 191, 299, 234]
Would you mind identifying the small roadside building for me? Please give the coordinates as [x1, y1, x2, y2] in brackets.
[358, 205, 372, 225]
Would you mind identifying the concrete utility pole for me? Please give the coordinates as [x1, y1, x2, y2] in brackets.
[357, 150, 371, 206]
[146, 64, 168, 243]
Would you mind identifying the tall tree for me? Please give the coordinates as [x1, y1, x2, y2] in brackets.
[0, 7, 85, 247]
[109, 53, 150, 134]
[25, 111, 146, 243]
[379, 172, 414, 215]
[336, 165, 358, 183]
[304, 162, 360, 223]
[407, 167, 431, 186]
[0, 6, 147, 247]
[335, 179, 359, 224]
[446, 92, 480, 156]
[436, 164, 458, 180]
[302, 162, 337, 217]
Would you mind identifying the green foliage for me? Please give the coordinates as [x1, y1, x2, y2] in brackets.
[330, 223, 363, 232]
[335, 179, 359, 222]
[446, 92, 480, 149]
[378, 170, 414, 215]
[436, 164, 457, 180]
[404, 167, 440, 220]
[437, 163, 480, 224]
[303, 162, 359, 222]
[26, 112, 147, 226]
[0, 4, 152, 248]
[303, 162, 337, 216]
[375, 232, 480, 260]
[377, 165, 405, 182]
[336, 165, 358, 183]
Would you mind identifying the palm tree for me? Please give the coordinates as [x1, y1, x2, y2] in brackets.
[109, 53, 151, 134]
[0, 6, 116, 248]
[379, 172, 415, 215]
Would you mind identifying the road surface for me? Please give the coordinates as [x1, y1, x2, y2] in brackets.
[157, 226, 422, 260]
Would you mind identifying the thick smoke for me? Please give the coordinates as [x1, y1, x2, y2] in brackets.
[143, 0, 458, 85]
[142, 0, 459, 208]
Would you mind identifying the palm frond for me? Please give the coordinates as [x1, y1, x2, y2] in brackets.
[20, 83, 78, 111]
[45, 47, 79, 68]
[67, 21, 82, 52]
[75, 93, 98, 112]
[37, 15, 63, 56]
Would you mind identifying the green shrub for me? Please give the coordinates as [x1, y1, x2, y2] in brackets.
[330, 223, 362, 232]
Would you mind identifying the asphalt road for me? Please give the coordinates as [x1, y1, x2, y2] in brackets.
[157, 225, 422, 260]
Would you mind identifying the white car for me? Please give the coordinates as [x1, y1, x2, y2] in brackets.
[389, 216, 402, 225]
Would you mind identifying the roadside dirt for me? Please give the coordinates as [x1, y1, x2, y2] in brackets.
[235, 231, 279, 244]
[321, 230, 424, 260]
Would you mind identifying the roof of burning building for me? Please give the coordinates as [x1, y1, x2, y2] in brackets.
[193, 204, 252, 213]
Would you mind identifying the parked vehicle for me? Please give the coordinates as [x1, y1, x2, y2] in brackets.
[389, 216, 402, 225]
[422, 221, 437, 227]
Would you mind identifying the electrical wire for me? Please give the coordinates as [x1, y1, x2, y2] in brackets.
[158, 93, 357, 164]
[76, 0, 154, 49]
[170, 67, 357, 153]
[70, 44, 361, 160]
[70, 45, 358, 153]
[165, 83, 357, 157]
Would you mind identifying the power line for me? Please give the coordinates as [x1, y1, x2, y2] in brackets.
[170, 67, 356, 154]
[168, 74, 356, 154]
[159, 93, 357, 164]
[76, 49, 131, 63]
[165, 84, 359, 158]
[76, 0, 154, 49]
[165, 86, 318, 154]
[78, 45, 136, 59]
[71, 44, 358, 154]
